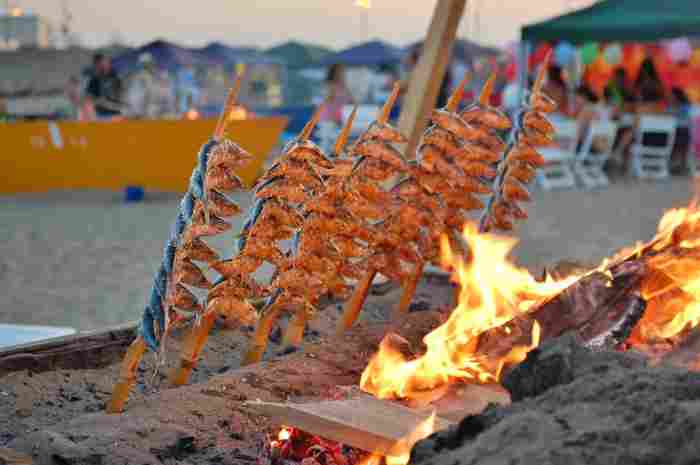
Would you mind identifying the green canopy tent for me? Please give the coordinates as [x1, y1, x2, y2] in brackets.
[517, 0, 700, 101]
[522, 0, 700, 44]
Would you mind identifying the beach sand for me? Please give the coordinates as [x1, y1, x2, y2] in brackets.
[0, 178, 693, 332]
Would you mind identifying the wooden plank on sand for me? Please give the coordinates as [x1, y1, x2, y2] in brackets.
[247, 384, 511, 454]
[247, 391, 455, 454]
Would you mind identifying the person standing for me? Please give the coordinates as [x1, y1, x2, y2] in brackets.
[125, 53, 160, 119]
[176, 62, 200, 115]
[319, 64, 352, 152]
[85, 53, 124, 120]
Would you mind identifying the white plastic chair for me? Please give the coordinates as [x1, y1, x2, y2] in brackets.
[575, 119, 618, 188]
[629, 114, 677, 180]
[537, 117, 578, 190]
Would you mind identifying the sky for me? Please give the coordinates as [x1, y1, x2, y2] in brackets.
[14, 0, 595, 50]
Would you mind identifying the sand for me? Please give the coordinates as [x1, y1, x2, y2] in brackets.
[411, 335, 700, 465]
[0, 178, 694, 332]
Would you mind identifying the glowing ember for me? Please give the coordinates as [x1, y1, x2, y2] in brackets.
[265, 426, 364, 465]
[278, 426, 292, 442]
[361, 222, 579, 401]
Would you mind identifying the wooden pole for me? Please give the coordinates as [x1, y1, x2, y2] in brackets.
[397, 0, 467, 159]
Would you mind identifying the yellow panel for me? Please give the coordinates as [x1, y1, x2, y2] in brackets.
[0, 117, 287, 193]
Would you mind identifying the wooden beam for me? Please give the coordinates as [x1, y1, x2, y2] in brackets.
[246, 383, 510, 455]
[398, 0, 467, 159]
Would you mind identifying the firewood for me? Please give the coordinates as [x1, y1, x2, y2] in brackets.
[245, 392, 455, 455]
[474, 260, 648, 376]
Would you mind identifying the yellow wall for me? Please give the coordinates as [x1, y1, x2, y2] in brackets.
[0, 117, 287, 193]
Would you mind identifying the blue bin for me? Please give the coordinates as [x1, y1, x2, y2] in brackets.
[124, 185, 145, 203]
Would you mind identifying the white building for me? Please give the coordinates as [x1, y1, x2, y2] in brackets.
[0, 9, 50, 50]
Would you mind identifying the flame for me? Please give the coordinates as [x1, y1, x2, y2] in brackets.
[627, 197, 700, 343]
[361, 222, 579, 401]
[356, 411, 436, 465]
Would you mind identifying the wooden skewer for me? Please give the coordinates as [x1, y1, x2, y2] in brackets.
[169, 311, 218, 385]
[299, 103, 325, 141]
[243, 300, 286, 365]
[532, 50, 551, 96]
[378, 82, 401, 125]
[107, 336, 147, 413]
[336, 268, 377, 335]
[213, 74, 244, 141]
[282, 304, 312, 348]
[478, 73, 496, 107]
[446, 72, 469, 112]
[334, 104, 358, 155]
[391, 262, 425, 322]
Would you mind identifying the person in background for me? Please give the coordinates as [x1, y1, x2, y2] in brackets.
[155, 69, 177, 117]
[318, 63, 352, 152]
[635, 58, 667, 113]
[85, 53, 124, 120]
[574, 84, 612, 150]
[64, 76, 82, 120]
[543, 65, 569, 115]
[612, 59, 668, 174]
[125, 53, 160, 119]
[605, 68, 636, 115]
[669, 87, 692, 173]
[176, 61, 200, 115]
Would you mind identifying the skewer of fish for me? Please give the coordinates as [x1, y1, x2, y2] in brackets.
[334, 84, 413, 334]
[108, 77, 249, 412]
[241, 109, 364, 364]
[479, 54, 554, 232]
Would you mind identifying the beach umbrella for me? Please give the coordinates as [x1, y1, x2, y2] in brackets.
[603, 43, 623, 66]
[664, 38, 693, 64]
[580, 42, 599, 66]
[554, 41, 576, 67]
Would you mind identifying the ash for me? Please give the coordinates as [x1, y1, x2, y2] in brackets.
[410, 334, 700, 465]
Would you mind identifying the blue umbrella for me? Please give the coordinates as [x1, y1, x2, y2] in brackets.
[112, 39, 201, 74]
[320, 40, 403, 67]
